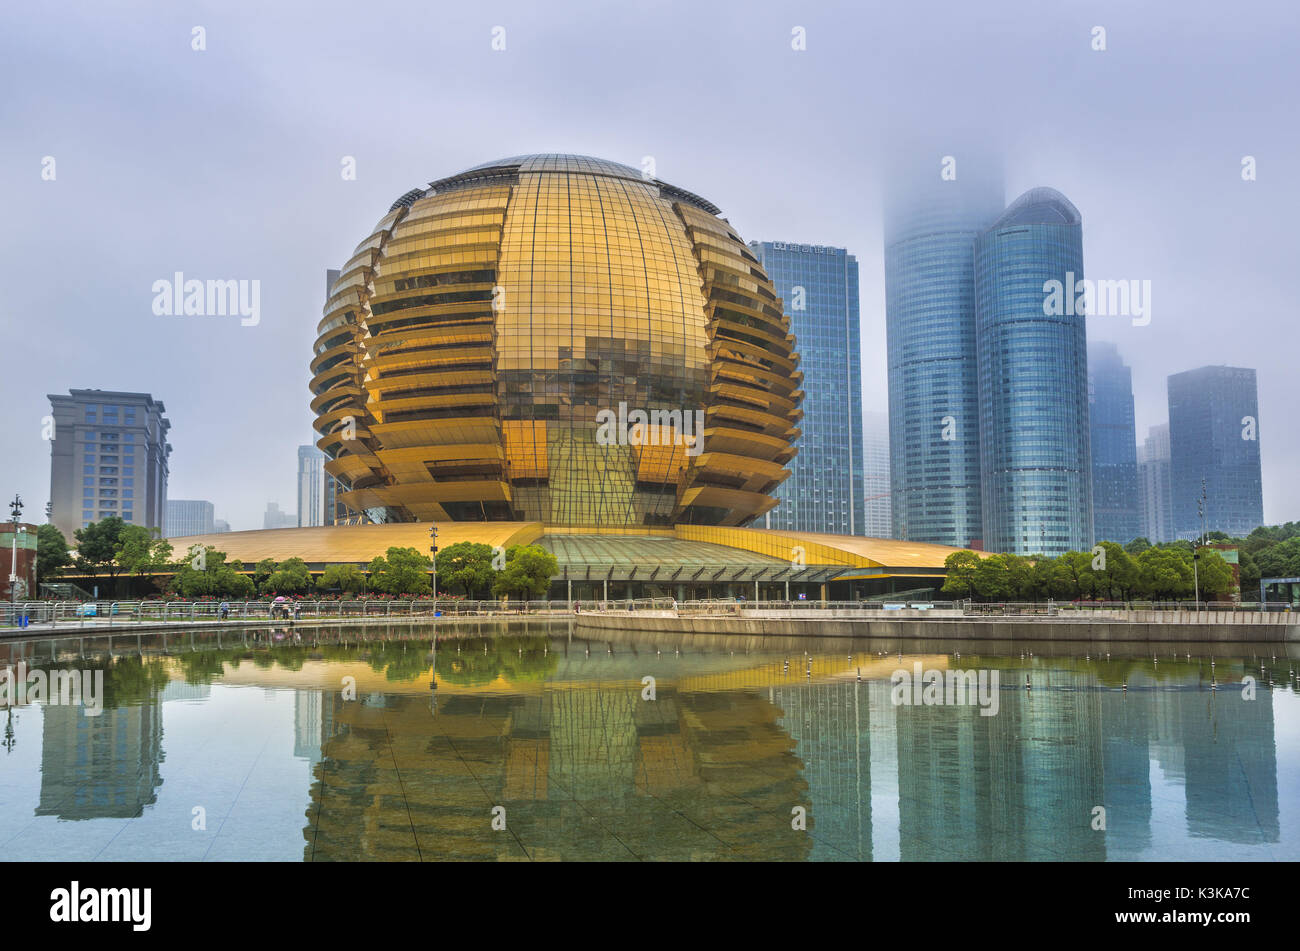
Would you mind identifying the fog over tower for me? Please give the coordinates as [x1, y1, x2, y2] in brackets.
[884, 151, 1003, 546]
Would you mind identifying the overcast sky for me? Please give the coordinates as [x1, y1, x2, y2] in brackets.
[2, 0, 1296, 532]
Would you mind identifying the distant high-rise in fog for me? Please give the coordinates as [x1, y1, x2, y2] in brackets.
[1138, 423, 1174, 544]
[1168, 366, 1263, 539]
[1088, 342, 1141, 545]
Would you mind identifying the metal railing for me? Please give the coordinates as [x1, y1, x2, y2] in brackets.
[2, 597, 1295, 630]
[0, 598, 676, 628]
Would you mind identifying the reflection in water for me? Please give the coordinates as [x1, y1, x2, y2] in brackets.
[37, 701, 164, 820]
[0, 624, 1292, 860]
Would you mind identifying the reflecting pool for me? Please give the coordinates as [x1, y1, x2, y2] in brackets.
[1, 621, 1296, 861]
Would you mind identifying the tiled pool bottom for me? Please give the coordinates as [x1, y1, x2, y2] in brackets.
[1, 625, 1295, 861]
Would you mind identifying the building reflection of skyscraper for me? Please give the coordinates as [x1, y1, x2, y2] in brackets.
[893, 666, 1107, 861]
[36, 700, 164, 820]
[772, 681, 872, 861]
[1176, 664, 1279, 844]
[1099, 670, 1155, 857]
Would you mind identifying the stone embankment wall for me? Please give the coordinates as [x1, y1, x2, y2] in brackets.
[575, 611, 1299, 642]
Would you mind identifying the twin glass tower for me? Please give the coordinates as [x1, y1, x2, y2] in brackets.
[885, 156, 1094, 555]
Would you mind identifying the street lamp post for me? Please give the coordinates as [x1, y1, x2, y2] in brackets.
[8, 495, 22, 606]
[429, 521, 438, 615]
[1192, 478, 1207, 610]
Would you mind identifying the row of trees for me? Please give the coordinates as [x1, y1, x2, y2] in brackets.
[35, 517, 560, 600]
[941, 541, 1235, 602]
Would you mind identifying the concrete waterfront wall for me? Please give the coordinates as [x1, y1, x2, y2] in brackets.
[575, 612, 1300, 643]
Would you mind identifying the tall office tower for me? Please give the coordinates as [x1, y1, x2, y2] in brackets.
[297, 444, 326, 527]
[165, 499, 215, 537]
[1168, 365, 1263, 540]
[884, 152, 1003, 546]
[263, 501, 296, 529]
[1087, 341, 1141, 545]
[750, 241, 863, 535]
[974, 188, 1093, 556]
[862, 410, 892, 538]
[47, 389, 171, 540]
[1137, 423, 1174, 543]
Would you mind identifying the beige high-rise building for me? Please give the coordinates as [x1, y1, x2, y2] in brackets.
[47, 389, 171, 541]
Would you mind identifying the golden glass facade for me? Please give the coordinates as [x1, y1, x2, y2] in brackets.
[312, 154, 802, 527]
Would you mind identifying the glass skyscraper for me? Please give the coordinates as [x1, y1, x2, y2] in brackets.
[884, 155, 1003, 546]
[165, 499, 214, 538]
[751, 241, 864, 535]
[862, 410, 892, 538]
[974, 188, 1093, 556]
[1087, 341, 1141, 544]
[297, 444, 325, 527]
[1138, 423, 1174, 543]
[1167, 365, 1263, 540]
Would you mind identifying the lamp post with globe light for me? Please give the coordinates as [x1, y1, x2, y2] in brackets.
[8, 495, 22, 606]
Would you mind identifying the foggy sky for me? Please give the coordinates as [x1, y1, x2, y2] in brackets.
[2, 0, 1297, 532]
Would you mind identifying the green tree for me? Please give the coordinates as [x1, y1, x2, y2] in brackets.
[1238, 549, 1260, 599]
[35, 524, 73, 586]
[1136, 547, 1193, 600]
[219, 560, 255, 598]
[115, 525, 175, 589]
[172, 547, 214, 598]
[492, 545, 558, 600]
[940, 550, 981, 598]
[1057, 550, 1098, 600]
[1002, 553, 1037, 599]
[1255, 537, 1300, 579]
[74, 516, 128, 594]
[972, 554, 1013, 600]
[367, 547, 432, 595]
[1124, 537, 1151, 556]
[253, 558, 278, 589]
[172, 546, 254, 599]
[1194, 548, 1234, 600]
[261, 556, 313, 595]
[1028, 555, 1065, 600]
[1091, 541, 1138, 600]
[436, 541, 497, 597]
[319, 563, 365, 594]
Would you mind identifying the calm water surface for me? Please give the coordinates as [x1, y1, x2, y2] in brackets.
[1, 620, 1295, 861]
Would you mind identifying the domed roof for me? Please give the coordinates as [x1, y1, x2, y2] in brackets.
[459, 153, 645, 181]
[989, 187, 1081, 228]
[388, 153, 722, 216]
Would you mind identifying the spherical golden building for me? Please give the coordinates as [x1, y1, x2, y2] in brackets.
[311, 154, 802, 528]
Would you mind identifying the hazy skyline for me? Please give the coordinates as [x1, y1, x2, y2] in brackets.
[3, 0, 1297, 533]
